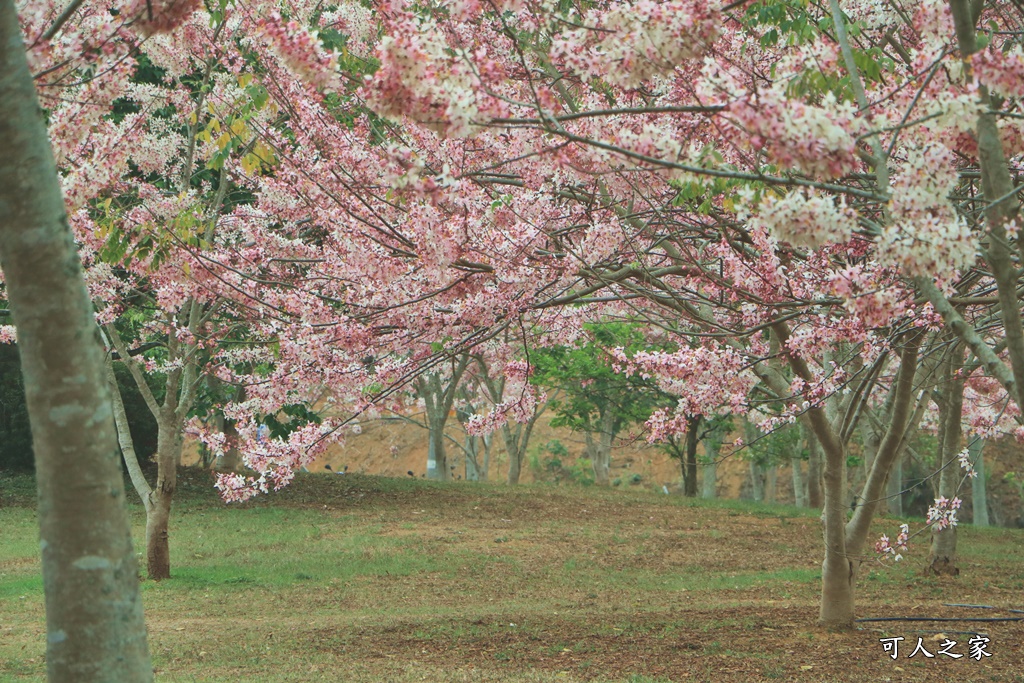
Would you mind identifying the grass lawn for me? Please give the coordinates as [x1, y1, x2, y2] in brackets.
[2, 469, 1023, 682]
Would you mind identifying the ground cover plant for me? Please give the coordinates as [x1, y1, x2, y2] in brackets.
[3, 470, 1023, 682]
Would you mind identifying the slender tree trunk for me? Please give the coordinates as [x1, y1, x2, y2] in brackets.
[886, 449, 904, 516]
[214, 417, 243, 472]
[792, 457, 806, 507]
[928, 347, 965, 575]
[427, 414, 448, 480]
[146, 420, 182, 580]
[748, 460, 765, 501]
[105, 356, 153, 511]
[805, 425, 824, 509]
[704, 456, 720, 499]
[971, 439, 989, 527]
[765, 465, 777, 504]
[504, 402, 542, 485]
[464, 433, 480, 481]
[481, 433, 492, 480]
[0, 5, 152, 676]
[701, 442, 718, 500]
[683, 417, 700, 497]
[588, 410, 614, 486]
[506, 437, 523, 484]
[818, 424, 854, 628]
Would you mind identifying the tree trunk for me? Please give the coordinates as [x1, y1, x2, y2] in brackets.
[928, 347, 965, 576]
[427, 414, 448, 480]
[213, 414, 243, 473]
[480, 432, 492, 481]
[819, 426, 854, 629]
[886, 448, 904, 517]
[588, 410, 614, 486]
[105, 355, 153, 511]
[971, 439, 989, 527]
[464, 434, 480, 481]
[701, 426, 722, 499]
[146, 421, 181, 580]
[507, 438, 523, 484]
[805, 425, 824, 509]
[792, 457, 806, 507]
[683, 417, 700, 497]
[0, 5, 152, 676]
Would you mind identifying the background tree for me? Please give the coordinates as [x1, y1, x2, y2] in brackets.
[531, 323, 666, 486]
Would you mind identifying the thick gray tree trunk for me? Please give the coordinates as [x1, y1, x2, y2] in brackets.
[0, 4, 152, 677]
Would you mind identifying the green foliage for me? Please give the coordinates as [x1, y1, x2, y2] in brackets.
[543, 439, 569, 458]
[112, 363, 163, 462]
[0, 345, 161, 471]
[260, 403, 323, 440]
[0, 344, 32, 471]
[746, 421, 803, 467]
[531, 322, 671, 438]
[567, 457, 595, 487]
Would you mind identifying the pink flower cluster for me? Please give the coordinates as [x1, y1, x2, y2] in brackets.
[611, 345, 757, 441]
[261, 11, 341, 93]
[880, 143, 975, 277]
[747, 189, 858, 250]
[875, 523, 909, 562]
[364, 14, 507, 136]
[465, 361, 542, 436]
[927, 496, 962, 531]
[551, 0, 721, 89]
[828, 264, 911, 330]
[729, 90, 863, 179]
[973, 45, 1024, 99]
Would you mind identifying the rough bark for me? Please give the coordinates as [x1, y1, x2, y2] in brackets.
[885, 448, 904, 517]
[502, 416, 539, 485]
[0, 3, 152, 676]
[586, 409, 615, 486]
[764, 465, 777, 504]
[146, 416, 183, 580]
[744, 419, 765, 502]
[107, 323, 195, 580]
[764, 323, 854, 628]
